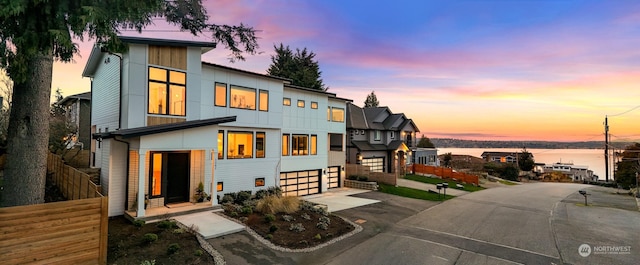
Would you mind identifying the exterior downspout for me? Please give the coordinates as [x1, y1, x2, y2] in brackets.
[113, 136, 130, 212]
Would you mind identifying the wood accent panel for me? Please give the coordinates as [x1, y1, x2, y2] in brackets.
[0, 197, 108, 265]
[148, 45, 187, 70]
[147, 116, 187, 126]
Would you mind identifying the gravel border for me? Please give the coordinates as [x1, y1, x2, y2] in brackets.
[215, 211, 363, 253]
[175, 221, 226, 265]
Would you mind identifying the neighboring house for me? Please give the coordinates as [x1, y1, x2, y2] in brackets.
[412, 148, 439, 166]
[481, 151, 520, 163]
[345, 103, 419, 173]
[57, 92, 91, 150]
[82, 36, 349, 217]
[542, 162, 595, 182]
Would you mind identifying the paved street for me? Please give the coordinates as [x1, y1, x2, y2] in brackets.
[208, 183, 640, 264]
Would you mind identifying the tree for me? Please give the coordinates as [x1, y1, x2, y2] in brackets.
[48, 89, 76, 155]
[417, 134, 435, 148]
[615, 143, 640, 189]
[501, 164, 520, 181]
[267, 44, 326, 90]
[517, 148, 535, 171]
[364, 91, 379, 107]
[442, 152, 453, 167]
[0, 0, 259, 207]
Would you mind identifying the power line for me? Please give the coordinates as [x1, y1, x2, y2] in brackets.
[609, 105, 640, 117]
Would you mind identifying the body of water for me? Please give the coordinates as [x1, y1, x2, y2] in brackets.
[438, 148, 607, 180]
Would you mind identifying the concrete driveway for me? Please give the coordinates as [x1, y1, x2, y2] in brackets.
[303, 188, 380, 212]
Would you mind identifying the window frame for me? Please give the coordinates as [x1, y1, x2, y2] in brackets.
[255, 178, 265, 187]
[283, 97, 291, 106]
[331, 107, 345, 122]
[217, 130, 225, 159]
[297, 100, 305, 108]
[310, 135, 317, 155]
[259, 90, 269, 112]
[390, 131, 395, 139]
[148, 66, 186, 116]
[329, 133, 343, 151]
[311, 101, 318, 109]
[292, 134, 309, 156]
[256, 132, 266, 158]
[374, 130, 381, 141]
[215, 82, 227, 107]
[227, 131, 254, 159]
[282, 134, 290, 156]
[230, 85, 257, 110]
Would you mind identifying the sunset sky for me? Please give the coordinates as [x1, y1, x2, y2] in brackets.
[48, 0, 640, 142]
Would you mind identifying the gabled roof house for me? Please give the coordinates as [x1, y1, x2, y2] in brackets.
[346, 103, 419, 173]
[83, 36, 350, 218]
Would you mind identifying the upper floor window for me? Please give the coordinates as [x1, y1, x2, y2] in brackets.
[297, 100, 305, 108]
[259, 90, 269, 111]
[374, 130, 381, 141]
[327, 107, 331, 121]
[331, 107, 345, 122]
[215, 83, 227, 107]
[310, 135, 317, 155]
[329, 133, 343, 151]
[390, 131, 395, 139]
[283, 98, 291, 106]
[311, 102, 318, 109]
[148, 67, 186, 116]
[230, 85, 256, 110]
[292, 134, 308, 156]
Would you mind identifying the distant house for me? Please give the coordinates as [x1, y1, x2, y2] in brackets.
[345, 103, 419, 173]
[57, 92, 91, 150]
[412, 148, 439, 166]
[481, 151, 522, 163]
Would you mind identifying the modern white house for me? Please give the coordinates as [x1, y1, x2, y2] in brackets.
[82, 36, 349, 217]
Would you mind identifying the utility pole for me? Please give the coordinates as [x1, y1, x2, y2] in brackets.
[604, 116, 609, 182]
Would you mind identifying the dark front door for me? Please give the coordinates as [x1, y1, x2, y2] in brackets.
[165, 152, 190, 204]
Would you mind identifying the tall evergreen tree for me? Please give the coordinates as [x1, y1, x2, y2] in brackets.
[417, 134, 435, 148]
[615, 143, 640, 189]
[0, 0, 259, 207]
[364, 91, 379, 107]
[517, 148, 535, 171]
[267, 43, 326, 90]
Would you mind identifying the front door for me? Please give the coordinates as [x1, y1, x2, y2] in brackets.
[165, 152, 190, 204]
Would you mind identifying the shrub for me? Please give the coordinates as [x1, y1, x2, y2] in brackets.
[139, 260, 155, 265]
[299, 200, 316, 211]
[347, 175, 358, 180]
[236, 190, 252, 204]
[265, 234, 273, 240]
[300, 213, 311, 220]
[172, 228, 185, 234]
[282, 214, 295, 222]
[255, 189, 269, 200]
[167, 243, 181, 255]
[230, 211, 239, 217]
[241, 206, 253, 215]
[264, 214, 276, 223]
[319, 216, 331, 225]
[269, 224, 278, 233]
[280, 196, 300, 214]
[311, 205, 329, 216]
[267, 186, 282, 197]
[194, 249, 204, 256]
[157, 220, 177, 229]
[357, 176, 368, 182]
[316, 222, 329, 230]
[256, 196, 282, 214]
[132, 220, 145, 227]
[289, 223, 305, 232]
[220, 194, 235, 204]
[314, 233, 322, 240]
[143, 233, 158, 243]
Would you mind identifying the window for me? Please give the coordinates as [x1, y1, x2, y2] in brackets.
[311, 102, 318, 109]
[217, 182, 223, 192]
[227, 131, 253, 158]
[256, 132, 265, 158]
[354, 130, 359, 135]
[259, 90, 269, 111]
[374, 130, 381, 141]
[327, 107, 331, 121]
[217, 130, 224, 159]
[151, 153, 162, 196]
[292, 134, 308, 155]
[282, 134, 290, 156]
[283, 97, 291, 106]
[255, 178, 265, 187]
[215, 82, 227, 107]
[329, 133, 343, 151]
[331, 107, 345, 122]
[230, 85, 256, 110]
[297, 100, 305, 108]
[148, 67, 186, 116]
[390, 131, 395, 139]
[310, 135, 317, 155]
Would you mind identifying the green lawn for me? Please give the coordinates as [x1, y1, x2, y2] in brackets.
[378, 183, 454, 201]
[403, 174, 485, 192]
[498, 180, 518, 185]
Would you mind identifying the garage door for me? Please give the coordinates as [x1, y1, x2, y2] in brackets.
[327, 166, 341, 189]
[280, 169, 321, 196]
[362, 157, 384, 172]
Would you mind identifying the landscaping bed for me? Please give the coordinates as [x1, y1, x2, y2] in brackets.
[108, 217, 215, 265]
[221, 188, 355, 249]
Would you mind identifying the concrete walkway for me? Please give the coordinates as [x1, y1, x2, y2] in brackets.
[397, 178, 469, 196]
[304, 188, 380, 212]
[173, 210, 244, 239]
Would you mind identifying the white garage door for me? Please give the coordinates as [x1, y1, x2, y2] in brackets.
[362, 157, 384, 172]
[280, 169, 321, 196]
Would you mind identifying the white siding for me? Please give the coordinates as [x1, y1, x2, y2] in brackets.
[108, 140, 128, 216]
[122, 44, 148, 129]
[92, 53, 120, 130]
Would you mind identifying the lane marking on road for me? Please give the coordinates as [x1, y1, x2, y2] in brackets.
[397, 235, 523, 265]
[398, 224, 561, 260]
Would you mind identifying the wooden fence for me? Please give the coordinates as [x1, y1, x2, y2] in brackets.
[0, 153, 108, 264]
[346, 164, 397, 186]
[412, 164, 480, 186]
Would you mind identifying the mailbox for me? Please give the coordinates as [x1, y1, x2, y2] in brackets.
[579, 190, 587, 196]
[436, 184, 443, 190]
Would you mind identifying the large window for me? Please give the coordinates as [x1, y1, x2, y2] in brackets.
[292, 135, 308, 156]
[331, 107, 345, 122]
[310, 135, 317, 155]
[256, 132, 265, 158]
[217, 130, 224, 159]
[151, 153, 162, 196]
[282, 134, 290, 156]
[215, 83, 227, 107]
[230, 85, 256, 110]
[259, 90, 269, 111]
[227, 131, 253, 158]
[148, 67, 186, 116]
[329, 133, 343, 151]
